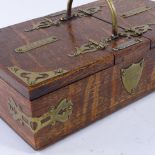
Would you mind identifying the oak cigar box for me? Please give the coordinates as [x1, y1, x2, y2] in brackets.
[0, 0, 155, 150]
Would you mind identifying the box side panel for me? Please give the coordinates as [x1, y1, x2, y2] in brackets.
[0, 80, 36, 149]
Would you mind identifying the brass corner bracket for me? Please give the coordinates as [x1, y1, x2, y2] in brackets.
[8, 66, 68, 86]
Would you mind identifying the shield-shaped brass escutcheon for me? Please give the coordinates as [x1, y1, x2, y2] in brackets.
[121, 59, 144, 94]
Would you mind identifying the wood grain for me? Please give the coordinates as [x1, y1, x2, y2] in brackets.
[0, 0, 155, 150]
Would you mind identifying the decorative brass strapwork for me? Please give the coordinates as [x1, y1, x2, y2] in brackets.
[69, 24, 154, 57]
[121, 59, 144, 94]
[8, 98, 73, 133]
[119, 24, 153, 38]
[25, 6, 103, 32]
[68, 38, 112, 57]
[8, 66, 68, 86]
[67, 0, 118, 37]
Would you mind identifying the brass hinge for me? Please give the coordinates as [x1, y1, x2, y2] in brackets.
[8, 98, 73, 133]
[69, 24, 153, 57]
[68, 38, 111, 57]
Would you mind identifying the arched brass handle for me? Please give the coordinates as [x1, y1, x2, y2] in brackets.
[67, 0, 118, 38]
[67, 0, 73, 19]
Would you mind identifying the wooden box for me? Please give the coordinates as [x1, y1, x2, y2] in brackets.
[0, 0, 155, 150]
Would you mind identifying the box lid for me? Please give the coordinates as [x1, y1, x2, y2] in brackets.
[91, 0, 155, 48]
[0, 0, 151, 101]
[0, 2, 116, 100]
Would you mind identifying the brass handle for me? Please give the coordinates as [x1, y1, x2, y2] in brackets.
[67, 0, 118, 38]
[67, 0, 73, 19]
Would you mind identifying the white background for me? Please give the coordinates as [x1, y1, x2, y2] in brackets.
[0, 0, 155, 154]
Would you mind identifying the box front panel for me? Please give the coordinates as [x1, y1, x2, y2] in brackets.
[1, 42, 155, 149]
[31, 48, 155, 149]
[0, 79, 36, 147]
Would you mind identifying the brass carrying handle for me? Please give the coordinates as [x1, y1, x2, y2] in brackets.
[67, 0, 118, 38]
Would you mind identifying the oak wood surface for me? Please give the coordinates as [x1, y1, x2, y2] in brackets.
[0, 0, 155, 150]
